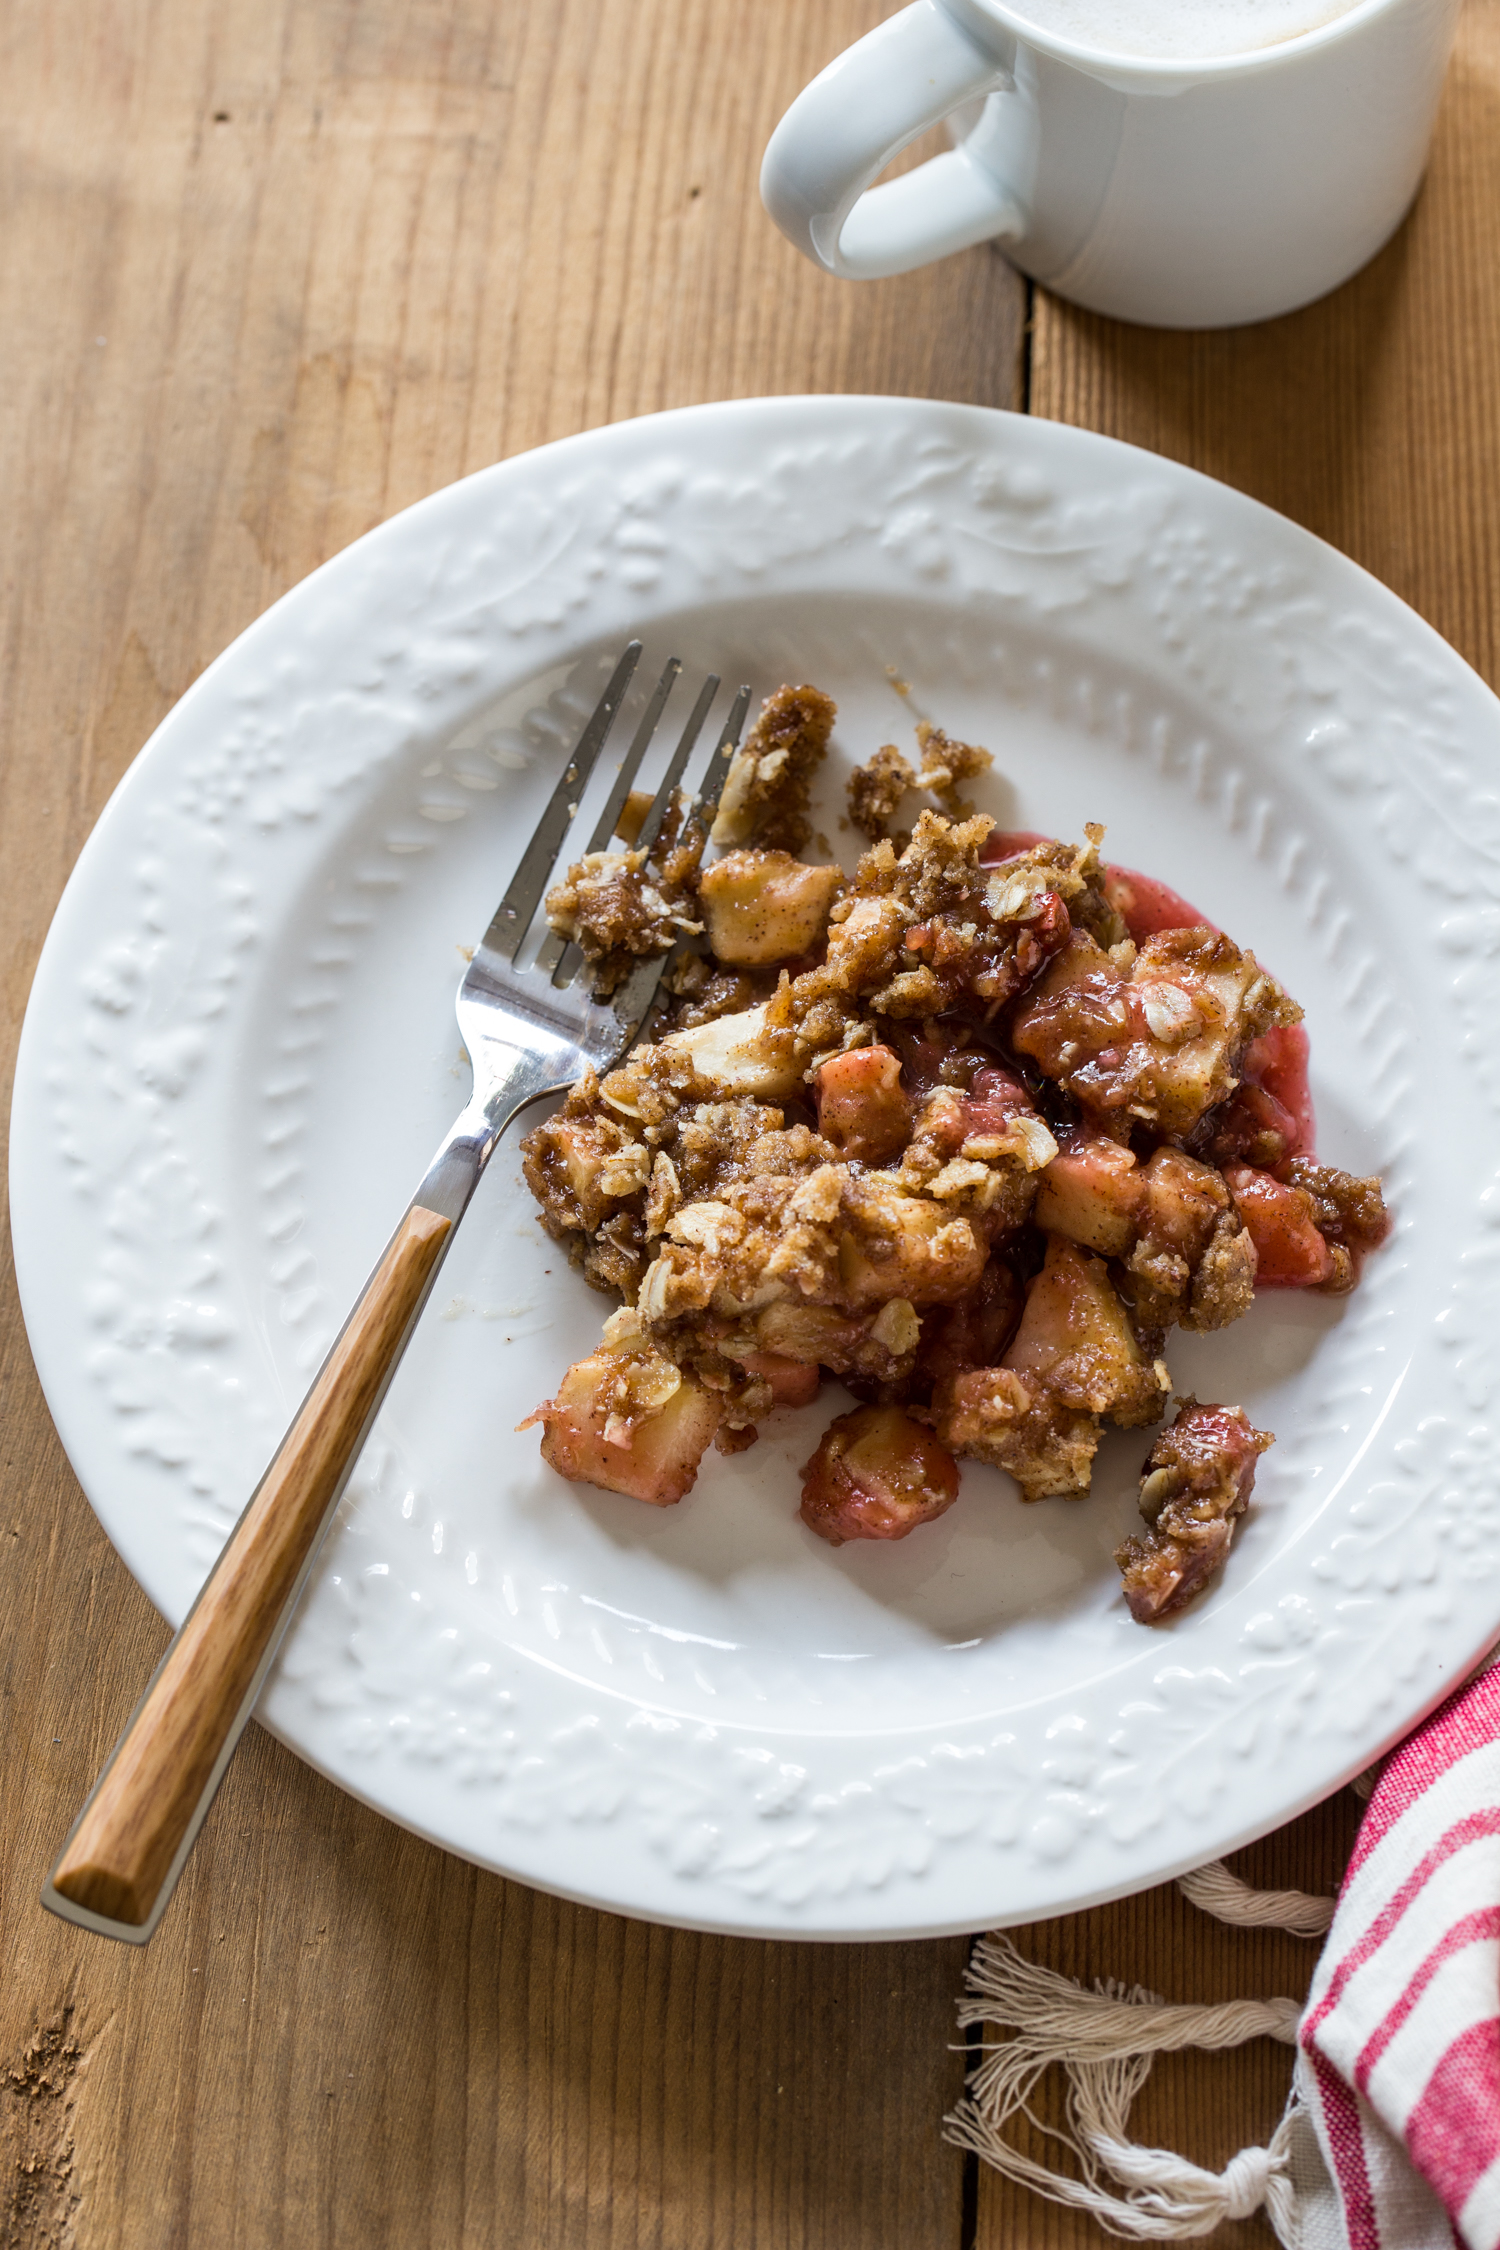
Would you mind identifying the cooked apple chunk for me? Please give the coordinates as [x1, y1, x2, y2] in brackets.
[1012, 926, 1300, 1136]
[1223, 1164, 1337, 1288]
[800, 1405, 960, 1545]
[1223, 1158, 1387, 1296]
[837, 1175, 986, 1308]
[519, 1312, 721, 1505]
[1036, 1135, 1255, 1336]
[1033, 1133, 1142, 1258]
[813, 1045, 911, 1165]
[657, 1002, 806, 1100]
[720, 1349, 822, 1408]
[698, 849, 843, 965]
[1116, 1400, 1272, 1621]
[1005, 1236, 1168, 1429]
[935, 1238, 1169, 1500]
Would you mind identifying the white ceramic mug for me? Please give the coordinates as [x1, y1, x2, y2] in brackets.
[760, 0, 1460, 328]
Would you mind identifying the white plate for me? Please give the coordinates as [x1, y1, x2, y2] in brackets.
[14, 397, 1500, 1941]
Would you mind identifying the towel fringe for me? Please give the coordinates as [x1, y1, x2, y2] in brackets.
[1176, 1859, 1335, 1937]
[949, 1649, 1500, 2240]
[945, 1930, 1307, 2242]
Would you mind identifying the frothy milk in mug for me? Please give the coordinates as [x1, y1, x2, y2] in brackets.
[1006, 0, 1360, 58]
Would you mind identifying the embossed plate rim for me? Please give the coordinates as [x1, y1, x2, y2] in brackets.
[12, 395, 1500, 1939]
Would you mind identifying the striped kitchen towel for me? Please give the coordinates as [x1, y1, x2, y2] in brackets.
[1297, 1655, 1500, 2250]
[948, 1652, 1500, 2247]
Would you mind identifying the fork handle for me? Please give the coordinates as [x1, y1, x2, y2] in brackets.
[46, 1202, 453, 1937]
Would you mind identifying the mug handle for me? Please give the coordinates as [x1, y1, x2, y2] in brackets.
[760, 0, 1022, 281]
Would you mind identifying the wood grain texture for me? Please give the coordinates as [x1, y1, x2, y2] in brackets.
[972, 1796, 1367, 2250]
[1, 0, 1488, 2235]
[0, 0, 1014, 2240]
[973, 4, 1500, 2244]
[53, 1205, 451, 1927]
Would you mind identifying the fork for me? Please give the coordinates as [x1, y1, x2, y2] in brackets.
[42, 643, 750, 1945]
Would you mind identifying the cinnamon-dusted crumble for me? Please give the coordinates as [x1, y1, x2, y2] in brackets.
[710, 683, 836, 854]
[520, 683, 1389, 1623]
[1116, 1401, 1274, 1622]
[543, 795, 708, 995]
[847, 724, 994, 842]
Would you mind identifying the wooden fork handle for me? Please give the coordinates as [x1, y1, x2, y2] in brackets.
[48, 1203, 452, 1935]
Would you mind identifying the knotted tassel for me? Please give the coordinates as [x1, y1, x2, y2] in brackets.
[944, 1933, 1306, 2243]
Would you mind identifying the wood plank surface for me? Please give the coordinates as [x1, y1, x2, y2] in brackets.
[969, 1799, 1367, 2250]
[0, 1, 1018, 2244]
[0, 0, 1491, 2239]
[974, 4, 1500, 2246]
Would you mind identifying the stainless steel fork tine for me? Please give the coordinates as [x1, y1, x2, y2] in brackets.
[550, 677, 745, 993]
[691, 684, 751, 825]
[533, 656, 681, 982]
[588, 657, 683, 856]
[605, 686, 750, 1019]
[550, 673, 718, 993]
[486, 641, 642, 962]
[634, 672, 720, 859]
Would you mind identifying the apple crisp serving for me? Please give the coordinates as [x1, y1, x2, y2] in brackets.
[519, 685, 1388, 1622]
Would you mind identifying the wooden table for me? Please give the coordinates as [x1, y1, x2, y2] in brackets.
[3, 0, 1497, 2240]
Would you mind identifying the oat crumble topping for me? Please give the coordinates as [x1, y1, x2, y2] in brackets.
[519, 685, 1388, 1623]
